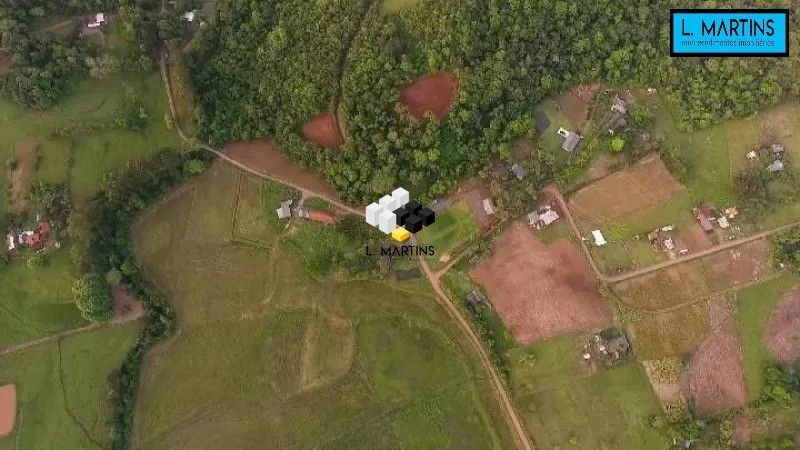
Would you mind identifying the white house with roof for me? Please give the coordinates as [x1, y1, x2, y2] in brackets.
[591, 230, 607, 246]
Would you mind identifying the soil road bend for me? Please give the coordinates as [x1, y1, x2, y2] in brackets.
[160, 54, 533, 450]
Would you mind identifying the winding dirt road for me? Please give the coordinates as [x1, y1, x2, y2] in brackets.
[160, 55, 534, 449]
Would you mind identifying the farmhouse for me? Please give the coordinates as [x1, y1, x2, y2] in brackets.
[465, 290, 485, 308]
[591, 230, 607, 246]
[648, 226, 676, 252]
[693, 205, 716, 232]
[771, 143, 785, 155]
[7, 221, 52, 250]
[510, 162, 528, 180]
[557, 127, 582, 152]
[767, 160, 785, 173]
[607, 94, 630, 135]
[87, 12, 106, 28]
[528, 206, 560, 230]
[276, 199, 293, 219]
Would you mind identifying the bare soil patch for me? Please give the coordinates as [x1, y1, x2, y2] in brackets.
[569, 155, 684, 228]
[729, 239, 770, 285]
[0, 49, 10, 75]
[400, 72, 459, 119]
[676, 223, 714, 252]
[111, 284, 144, 323]
[681, 296, 747, 417]
[0, 384, 15, 437]
[759, 108, 794, 140]
[224, 140, 339, 199]
[470, 221, 612, 343]
[511, 138, 534, 160]
[764, 284, 800, 365]
[302, 113, 344, 149]
[7, 138, 39, 212]
[462, 182, 500, 231]
[557, 83, 600, 127]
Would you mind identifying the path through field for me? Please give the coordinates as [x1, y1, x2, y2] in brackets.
[0, 323, 100, 357]
[160, 54, 535, 450]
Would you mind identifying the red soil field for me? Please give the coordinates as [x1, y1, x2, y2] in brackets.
[302, 113, 344, 149]
[0, 384, 15, 437]
[764, 285, 800, 365]
[224, 140, 339, 199]
[470, 221, 612, 343]
[307, 208, 337, 225]
[682, 297, 747, 417]
[400, 72, 459, 119]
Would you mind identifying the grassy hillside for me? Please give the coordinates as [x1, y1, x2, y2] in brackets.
[131, 163, 514, 448]
[0, 325, 139, 449]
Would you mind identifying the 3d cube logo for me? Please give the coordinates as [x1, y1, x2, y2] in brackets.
[363, 187, 436, 242]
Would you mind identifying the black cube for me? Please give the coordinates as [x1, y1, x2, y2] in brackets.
[394, 207, 410, 226]
[405, 215, 423, 233]
[405, 200, 422, 214]
[418, 208, 436, 226]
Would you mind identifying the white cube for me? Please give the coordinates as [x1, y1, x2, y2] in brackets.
[391, 187, 409, 207]
[379, 195, 398, 213]
[378, 210, 397, 234]
[365, 203, 383, 226]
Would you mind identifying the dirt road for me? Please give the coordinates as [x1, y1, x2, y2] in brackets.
[0, 324, 100, 357]
[160, 54, 534, 450]
[544, 186, 800, 284]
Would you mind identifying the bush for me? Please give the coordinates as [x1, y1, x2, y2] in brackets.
[25, 255, 46, 270]
[72, 273, 112, 322]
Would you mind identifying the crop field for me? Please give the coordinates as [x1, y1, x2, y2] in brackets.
[511, 337, 665, 450]
[0, 325, 139, 449]
[131, 163, 513, 449]
[737, 275, 800, 399]
[612, 238, 773, 311]
[626, 302, 710, 360]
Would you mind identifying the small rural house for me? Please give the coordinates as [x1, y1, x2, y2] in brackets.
[591, 230, 607, 246]
[465, 290, 485, 308]
[772, 143, 786, 155]
[693, 205, 717, 232]
[276, 199, 293, 219]
[482, 198, 496, 216]
[7, 221, 52, 250]
[528, 206, 560, 230]
[746, 151, 757, 160]
[767, 160, 785, 173]
[87, 13, 106, 28]
[557, 128, 582, 152]
[510, 162, 528, 180]
[607, 94, 630, 135]
[182, 10, 197, 22]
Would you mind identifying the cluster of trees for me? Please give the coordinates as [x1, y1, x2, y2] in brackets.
[734, 156, 800, 223]
[65, 148, 211, 448]
[0, 0, 169, 109]
[187, 0, 800, 204]
[772, 228, 800, 274]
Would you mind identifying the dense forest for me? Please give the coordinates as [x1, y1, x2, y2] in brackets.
[187, 0, 800, 203]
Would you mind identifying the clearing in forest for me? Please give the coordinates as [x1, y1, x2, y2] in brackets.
[224, 140, 339, 199]
[568, 155, 684, 229]
[0, 49, 10, 76]
[556, 83, 600, 128]
[302, 113, 344, 149]
[470, 221, 612, 343]
[0, 384, 15, 437]
[400, 72, 459, 119]
[764, 284, 800, 365]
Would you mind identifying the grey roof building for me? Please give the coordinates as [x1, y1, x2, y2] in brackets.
[558, 127, 582, 152]
[767, 160, 785, 173]
[510, 162, 528, 180]
[276, 199, 293, 219]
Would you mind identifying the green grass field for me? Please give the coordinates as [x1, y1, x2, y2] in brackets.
[736, 274, 800, 400]
[0, 248, 85, 348]
[131, 163, 513, 449]
[511, 336, 666, 449]
[416, 200, 479, 263]
[0, 324, 139, 449]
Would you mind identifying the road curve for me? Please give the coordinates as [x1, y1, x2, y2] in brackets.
[160, 55, 533, 450]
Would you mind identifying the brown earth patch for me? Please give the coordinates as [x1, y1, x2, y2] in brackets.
[511, 138, 534, 160]
[0, 49, 10, 75]
[111, 284, 144, 323]
[557, 83, 600, 127]
[462, 181, 500, 231]
[764, 284, 800, 365]
[729, 239, 770, 285]
[732, 414, 751, 447]
[470, 221, 612, 343]
[7, 138, 39, 212]
[681, 296, 747, 417]
[400, 72, 459, 119]
[224, 140, 338, 199]
[585, 153, 624, 183]
[568, 155, 684, 229]
[759, 108, 793, 140]
[676, 223, 714, 252]
[0, 384, 15, 437]
[301, 113, 344, 149]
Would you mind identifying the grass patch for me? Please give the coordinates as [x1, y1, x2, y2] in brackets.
[131, 163, 513, 449]
[736, 274, 800, 401]
[0, 248, 85, 348]
[0, 324, 139, 449]
[416, 200, 479, 262]
[381, 0, 419, 13]
[626, 302, 710, 359]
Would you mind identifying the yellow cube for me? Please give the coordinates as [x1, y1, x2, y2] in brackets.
[391, 227, 410, 242]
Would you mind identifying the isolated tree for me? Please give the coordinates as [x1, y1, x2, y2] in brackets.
[72, 274, 112, 322]
[85, 54, 118, 80]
